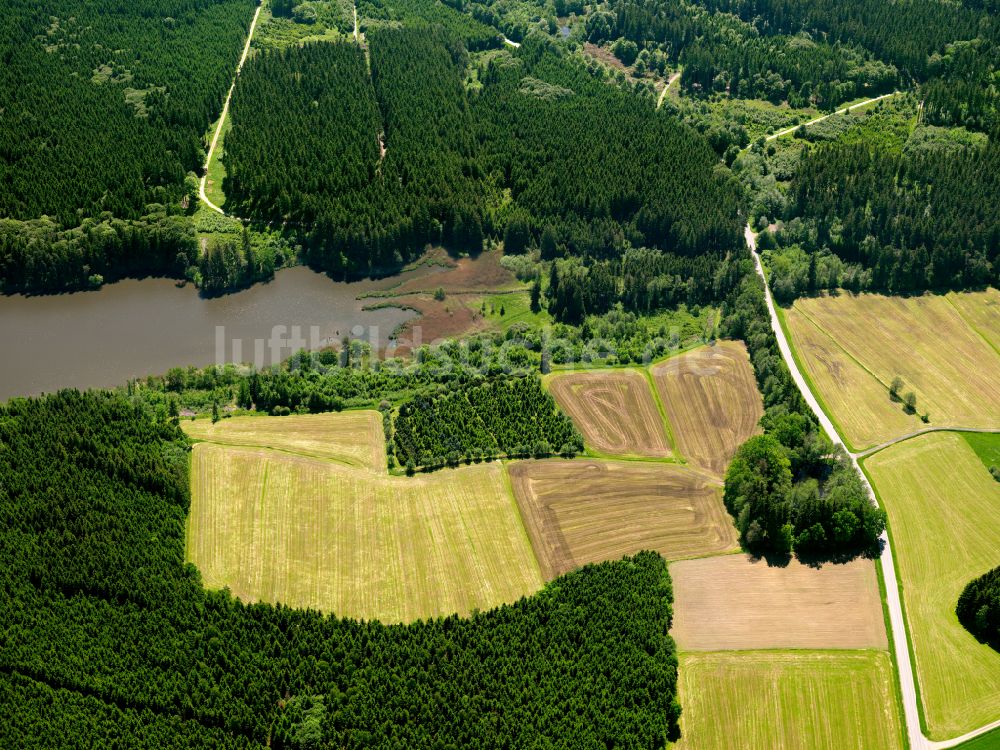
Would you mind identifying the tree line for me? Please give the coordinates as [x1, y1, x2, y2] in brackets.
[718, 252, 886, 558]
[0, 389, 680, 747]
[763, 138, 1000, 299]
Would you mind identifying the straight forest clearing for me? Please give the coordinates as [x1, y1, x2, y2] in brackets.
[185, 415, 544, 624]
[670, 555, 886, 651]
[547, 369, 673, 459]
[864, 432, 1000, 739]
[784, 290, 1000, 449]
[508, 459, 737, 579]
[671, 651, 904, 750]
[650, 340, 763, 474]
[183, 412, 385, 470]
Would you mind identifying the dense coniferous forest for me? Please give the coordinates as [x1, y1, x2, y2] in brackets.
[0, 0, 255, 292]
[765, 139, 1000, 298]
[0, 391, 680, 748]
[957, 566, 1000, 650]
[220, 30, 744, 280]
[392, 375, 583, 469]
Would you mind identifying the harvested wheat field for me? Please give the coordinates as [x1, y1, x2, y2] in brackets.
[787, 291, 1000, 449]
[546, 369, 672, 458]
[781, 305, 919, 449]
[670, 554, 886, 650]
[947, 287, 1000, 354]
[672, 651, 904, 750]
[508, 459, 737, 579]
[651, 341, 763, 474]
[864, 432, 1000, 738]
[182, 411, 386, 470]
[187, 442, 542, 624]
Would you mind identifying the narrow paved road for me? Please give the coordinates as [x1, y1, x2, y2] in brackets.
[199, 3, 262, 215]
[766, 91, 900, 141]
[747, 224, 1000, 750]
[656, 72, 681, 110]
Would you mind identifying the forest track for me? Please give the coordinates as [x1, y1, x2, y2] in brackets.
[747, 224, 1000, 750]
[766, 91, 900, 141]
[656, 72, 681, 110]
[199, 3, 262, 216]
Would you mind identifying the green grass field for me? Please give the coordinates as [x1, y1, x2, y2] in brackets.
[203, 114, 230, 210]
[671, 650, 904, 750]
[964, 431, 1000, 472]
[956, 727, 1000, 750]
[864, 432, 1000, 738]
[184, 414, 544, 623]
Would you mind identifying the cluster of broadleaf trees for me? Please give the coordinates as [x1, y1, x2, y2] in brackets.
[958, 566, 1000, 651]
[0, 391, 681, 748]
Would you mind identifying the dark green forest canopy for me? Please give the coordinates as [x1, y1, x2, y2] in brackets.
[0, 390, 680, 747]
[957, 566, 1000, 650]
[221, 31, 745, 278]
[0, 0, 255, 224]
[764, 137, 1000, 298]
[0, 0, 255, 292]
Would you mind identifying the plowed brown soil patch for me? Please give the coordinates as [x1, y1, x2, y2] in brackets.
[547, 369, 672, 458]
[651, 341, 763, 475]
[389, 248, 516, 294]
[378, 294, 489, 354]
[670, 555, 886, 650]
[508, 459, 737, 579]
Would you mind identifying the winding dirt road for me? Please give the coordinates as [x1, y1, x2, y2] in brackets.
[766, 91, 900, 141]
[656, 72, 681, 110]
[199, 4, 262, 216]
[747, 224, 1000, 749]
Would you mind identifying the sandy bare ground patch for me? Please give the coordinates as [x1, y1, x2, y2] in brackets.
[508, 459, 736, 579]
[670, 554, 886, 650]
[547, 369, 672, 458]
[651, 341, 763, 475]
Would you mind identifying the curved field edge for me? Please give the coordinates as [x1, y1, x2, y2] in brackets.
[184, 435, 545, 623]
[861, 433, 1000, 739]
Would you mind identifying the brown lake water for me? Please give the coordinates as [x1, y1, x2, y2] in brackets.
[0, 266, 417, 401]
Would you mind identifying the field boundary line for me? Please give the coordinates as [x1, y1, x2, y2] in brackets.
[794, 303, 894, 391]
[857, 427, 1000, 459]
[641, 365, 683, 463]
[500, 461, 546, 583]
[859, 455, 930, 740]
[188, 438, 368, 470]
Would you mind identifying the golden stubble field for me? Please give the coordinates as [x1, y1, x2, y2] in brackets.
[864, 432, 1000, 739]
[183, 415, 544, 624]
[785, 290, 1000, 449]
[650, 340, 763, 474]
[508, 458, 737, 579]
[546, 369, 673, 458]
[183, 411, 386, 469]
[669, 554, 886, 651]
[671, 651, 904, 750]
